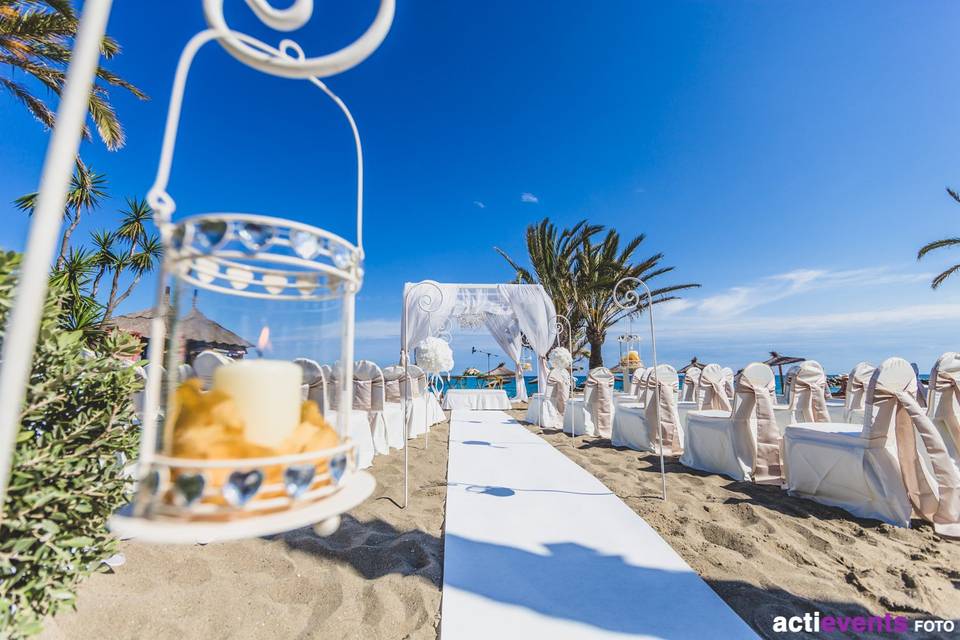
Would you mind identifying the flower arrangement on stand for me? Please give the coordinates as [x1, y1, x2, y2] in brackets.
[548, 346, 573, 370]
[416, 336, 454, 373]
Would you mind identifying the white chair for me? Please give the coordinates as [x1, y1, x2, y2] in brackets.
[380, 366, 407, 450]
[681, 362, 782, 484]
[324, 365, 376, 469]
[295, 357, 329, 413]
[615, 367, 648, 407]
[539, 367, 570, 430]
[838, 362, 876, 424]
[384, 364, 427, 439]
[721, 367, 735, 400]
[525, 376, 555, 425]
[193, 350, 231, 390]
[783, 357, 960, 535]
[613, 364, 683, 455]
[677, 366, 701, 427]
[354, 360, 390, 456]
[697, 364, 733, 412]
[564, 367, 615, 437]
[177, 363, 195, 383]
[773, 360, 831, 431]
[927, 352, 960, 467]
[406, 364, 434, 436]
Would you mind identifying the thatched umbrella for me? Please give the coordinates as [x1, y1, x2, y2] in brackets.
[677, 357, 706, 374]
[763, 351, 805, 391]
[112, 292, 252, 362]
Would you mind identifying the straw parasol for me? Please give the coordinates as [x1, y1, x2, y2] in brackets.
[677, 357, 706, 374]
[112, 290, 252, 362]
[485, 362, 515, 378]
[763, 351, 805, 388]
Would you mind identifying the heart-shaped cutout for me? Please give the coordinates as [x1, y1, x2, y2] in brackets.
[194, 257, 218, 284]
[225, 266, 253, 290]
[173, 472, 205, 507]
[238, 223, 274, 254]
[222, 469, 263, 506]
[262, 273, 287, 295]
[283, 464, 316, 498]
[194, 220, 228, 249]
[329, 454, 347, 485]
[290, 230, 319, 259]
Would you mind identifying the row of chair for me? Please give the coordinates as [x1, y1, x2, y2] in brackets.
[526, 355, 960, 536]
[135, 351, 446, 470]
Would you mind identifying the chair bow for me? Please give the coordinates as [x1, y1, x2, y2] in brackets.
[866, 376, 960, 537]
[735, 374, 780, 484]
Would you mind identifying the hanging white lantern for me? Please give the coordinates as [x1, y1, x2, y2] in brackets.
[108, 6, 394, 544]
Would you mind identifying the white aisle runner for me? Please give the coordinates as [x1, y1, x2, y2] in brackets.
[441, 410, 757, 640]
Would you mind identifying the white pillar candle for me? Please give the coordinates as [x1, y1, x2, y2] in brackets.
[213, 359, 301, 449]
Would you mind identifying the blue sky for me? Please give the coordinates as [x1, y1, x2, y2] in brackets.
[2, 1, 959, 373]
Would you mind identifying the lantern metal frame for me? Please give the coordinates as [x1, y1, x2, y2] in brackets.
[613, 276, 667, 501]
[105, 17, 391, 541]
[0, 0, 396, 523]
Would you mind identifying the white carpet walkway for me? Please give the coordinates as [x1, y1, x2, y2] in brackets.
[441, 409, 757, 640]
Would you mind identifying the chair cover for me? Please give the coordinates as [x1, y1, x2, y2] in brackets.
[295, 358, 328, 414]
[721, 367, 735, 400]
[681, 362, 780, 483]
[784, 357, 960, 535]
[612, 365, 683, 455]
[774, 361, 831, 429]
[177, 363, 195, 383]
[680, 367, 701, 402]
[193, 350, 231, 390]
[384, 365, 427, 439]
[543, 367, 571, 429]
[926, 352, 960, 467]
[586, 367, 616, 438]
[354, 360, 390, 455]
[843, 362, 876, 424]
[698, 364, 732, 411]
[379, 365, 406, 450]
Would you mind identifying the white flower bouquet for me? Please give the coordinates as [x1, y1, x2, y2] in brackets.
[417, 336, 454, 373]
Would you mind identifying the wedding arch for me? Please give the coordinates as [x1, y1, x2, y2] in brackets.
[397, 280, 557, 506]
[401, 281, 558, 401]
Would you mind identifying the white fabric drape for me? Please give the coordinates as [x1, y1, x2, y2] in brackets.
[401, 282, 459, 354]
[498, 284, 557, 398]
[483, 311, 528, 402]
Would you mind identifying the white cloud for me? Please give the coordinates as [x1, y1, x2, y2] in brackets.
[520, 192, 539, 204]
[473, 200, 486, 209]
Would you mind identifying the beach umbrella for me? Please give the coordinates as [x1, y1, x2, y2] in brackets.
[111, 290, 253, 361]
[763, 351, 806, 390]
[677, 356, 706, 374]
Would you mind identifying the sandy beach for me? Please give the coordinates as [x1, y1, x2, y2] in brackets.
[510, 409, 960, 638]
[38, 407, 960, 639]
[39, 424, 450, 640]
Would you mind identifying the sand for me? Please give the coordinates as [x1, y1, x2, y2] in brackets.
[41, 406, 960, 640]
[39, 422, 450, 640]
[510, 409, 960, 639]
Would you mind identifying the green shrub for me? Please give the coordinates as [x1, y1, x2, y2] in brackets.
[0, 251, 142, 637]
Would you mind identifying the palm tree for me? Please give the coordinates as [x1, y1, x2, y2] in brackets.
[103, 197, 159, 319]
[0, 0, 148, 150]
[88, 228, 115, 297]
[495, 219, 601, 356]
[918, 187, 960, 289]
[15, 158, 108, 268]
[574, 229, 698, 368]
[497, 218, 699, 369]
[104, 233, 161, 319]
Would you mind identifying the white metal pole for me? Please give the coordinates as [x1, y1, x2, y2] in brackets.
[0, 0, 114, 517]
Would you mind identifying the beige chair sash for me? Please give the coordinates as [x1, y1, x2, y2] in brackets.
[681, 368, 700, 402]
[548, 368, 570, 416]
[845, 362, 875, 416]
[864, 364, 960, 536]
[790, 363, 831, 423]
[929, 358, 960, 458]
[735, 372, 780, 484]
[699, 364, 732, 412]
[586, 367, 615, 438]
[644, 368, 681, 455]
